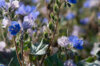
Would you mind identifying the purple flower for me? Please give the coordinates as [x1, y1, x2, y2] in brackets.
[65, 12, 75, 20]
[15, 4, 36, 15]
[57, 36, 71, 47]
[22, 21, 32, 30]
[45, 0, 50, 3]
[0, 0, 6, 8]
[42, 18, 48, 24]
[68, 35, 84, 50]
[32, 0, 39, 3]
[28, 11, 40, 21]
[80, 17, 90, 25]
[83, 0, 99, 8]
[97, 12, 100, 19]
[8, 21, 21, 35]
[83, 0, 90, 8]
[68, 35, 78, 43]
[64, 59, 76, 66]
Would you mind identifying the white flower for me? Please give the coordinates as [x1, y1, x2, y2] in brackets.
[12, 0, 19, 8]
[27, 29, 37, 37]
[72, 25, 80, 36]
[57, 36, 71, 47]
[7, 32, 13, 40]
[90, 42, 100, 56]
[0, 41, 6, 51]
[40, 6, 48, 15]
[64, 59, 76, 66]
[2, 17, 10, 28]
[24, 16, 37, 28]
[89, 0, 100, 8]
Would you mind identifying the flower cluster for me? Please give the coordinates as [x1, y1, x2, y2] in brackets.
[80, 17, 90, 25]
[68, 35, 84, 50]
[8, 21, 21, 35]
[83, 0, 100, 8]
[64, 59, 76, 66]
[1, 0, 100, 66]
[0, 0, 6, 8]
[58, 35, 84, 50]
[15, 4, 36, 15]
[57, 36, 71, 47]
[65, 12, 75, 20]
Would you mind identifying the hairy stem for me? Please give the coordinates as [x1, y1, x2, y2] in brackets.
[14, 36, 22, 66]
[21, 40, 24, 66]
[20, 32, 24, 66]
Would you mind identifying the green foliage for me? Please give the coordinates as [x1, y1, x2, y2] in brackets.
[86, 56, 97, 63]
[77, 60, 100, 66]
[50, 13, 54, 20]
[49, 21, 55, 31]
[44, 54, 64, 66]
[53, 4, 59, 13]
[30, 39, 48, 55]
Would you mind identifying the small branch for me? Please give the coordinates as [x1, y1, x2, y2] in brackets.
[21, 39, 24, 66]
[20, 31, 24, 66]
[8, 57, 14, 66]
[14, 36, 22, 66]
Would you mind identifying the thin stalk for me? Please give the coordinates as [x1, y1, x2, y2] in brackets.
[21, 40, 24, 66]
[40, 32, 55, 66]
[14, 36, 22, 66]
[40, 8, 59, 66]
[20, 32, 24, 66]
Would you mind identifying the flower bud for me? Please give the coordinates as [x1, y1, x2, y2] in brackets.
[53, 4, 59, 13]
[48, 21, 55, 31]
[44, 32, 48, 38]
[50, 13, 54, 20]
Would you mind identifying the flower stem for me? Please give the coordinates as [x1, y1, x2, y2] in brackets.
[21, 40, 24, 66]
[20, 31, 24, 66]
[14, 36, 22, 66]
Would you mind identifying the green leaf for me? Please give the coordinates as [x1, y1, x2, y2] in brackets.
[35, 45, 48, 55]
[36, 39, 44, 52]
[44, 54, 64, 66]
[31, 39, 48, 55]
[86, 56, 97, 63]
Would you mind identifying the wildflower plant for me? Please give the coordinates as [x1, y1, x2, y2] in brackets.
[0, 0, 100, 66]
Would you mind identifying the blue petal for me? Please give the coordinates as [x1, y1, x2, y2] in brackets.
[68, 0, 77, 4]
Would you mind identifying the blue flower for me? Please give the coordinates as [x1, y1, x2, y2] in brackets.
[83, 0, 98, 8]
[73, 40, 83, 50]
[32, 0, 39, 3]
[28, 11, 40, 21]
[45, 0, 50, 3]
[0, 0, 6, 8]
[0, 64, 4, 66]
[64, 59, 76, 66]
[22, 21, 32, 30]
[15, 4, 36, 15]
[68, 35, 84, 50]
[68, 35, 78, 43]
[8, 21, 21, 35]
[15, 4, 26, 15]
[83, 0, 90, 8]
[65, 12, 75, 20]
[97, 12, 100, 19]
[80, 17, 90, 25]
[25, 5, 32, 13]
[42, 18, 48, 24]
[68, 0, 77, 4]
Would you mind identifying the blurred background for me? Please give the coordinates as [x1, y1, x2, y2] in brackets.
[0, 0, 100, 66]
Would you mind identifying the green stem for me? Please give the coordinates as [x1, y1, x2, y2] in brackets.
[14, 36, 22, 66]
[20, 31, 24, 66]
